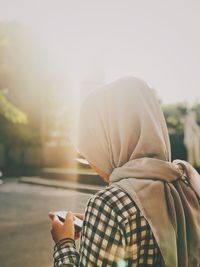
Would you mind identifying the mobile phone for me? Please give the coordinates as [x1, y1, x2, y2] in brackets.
[54, 211, 83, 231]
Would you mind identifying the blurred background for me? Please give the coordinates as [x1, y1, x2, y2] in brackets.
[0, 0, 200, 266]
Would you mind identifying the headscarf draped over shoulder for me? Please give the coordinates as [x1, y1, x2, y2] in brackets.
[71, 76, 200, 267]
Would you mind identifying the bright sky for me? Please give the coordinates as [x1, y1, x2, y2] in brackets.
[0, 0, 200, 104]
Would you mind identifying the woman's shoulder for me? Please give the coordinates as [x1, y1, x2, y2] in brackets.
[86, 185, 139, 219]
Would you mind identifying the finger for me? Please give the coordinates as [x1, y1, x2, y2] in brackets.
[74, 231, 81, 240]
[49, 212, 59, 223]
[64, 211, 74, 227]
[49, 212, 55, 221]
[65, 210, 74, 220]
[73, 213, 85, 220]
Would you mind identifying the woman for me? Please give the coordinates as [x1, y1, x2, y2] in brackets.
[49, 76, 200, 267]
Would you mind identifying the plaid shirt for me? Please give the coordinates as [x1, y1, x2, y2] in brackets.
[53, 186, 163, 266]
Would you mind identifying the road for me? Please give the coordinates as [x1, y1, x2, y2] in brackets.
[0, 178, 92, 267]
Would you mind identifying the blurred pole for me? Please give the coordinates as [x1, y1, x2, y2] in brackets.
[0, 170, 3, 184]
[40, 87, 46, 167]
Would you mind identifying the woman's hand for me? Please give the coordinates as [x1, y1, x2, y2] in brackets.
[49, 211, 84, 243]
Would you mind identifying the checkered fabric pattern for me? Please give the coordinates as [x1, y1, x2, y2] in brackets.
[53, 186, 163, 267]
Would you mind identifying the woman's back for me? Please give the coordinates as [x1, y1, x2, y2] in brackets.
[51, 76, 200, 266]
[54, 186, 164, 266]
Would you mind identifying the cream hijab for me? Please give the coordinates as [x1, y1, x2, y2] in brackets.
[72, 76, 200, 267]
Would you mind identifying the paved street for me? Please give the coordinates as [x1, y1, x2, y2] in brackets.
[0, 178, 92, 267]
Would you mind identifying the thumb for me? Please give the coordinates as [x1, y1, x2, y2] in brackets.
[64, 211, 74, 226]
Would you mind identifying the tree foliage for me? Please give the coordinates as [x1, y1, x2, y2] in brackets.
[0, 22, 41, 151]
[162, 103, 200, 161]
[0, 90, 27, 124]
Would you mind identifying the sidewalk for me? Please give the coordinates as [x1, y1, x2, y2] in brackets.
[0, 178, 90, 267]
[42, 167, 106, 186]
[19, 176, 106, 194]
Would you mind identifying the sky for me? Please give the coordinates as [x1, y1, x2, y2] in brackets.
[0, 0, 200, 104]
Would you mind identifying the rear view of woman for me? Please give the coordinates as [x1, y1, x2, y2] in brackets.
[49, 76, 200, 267]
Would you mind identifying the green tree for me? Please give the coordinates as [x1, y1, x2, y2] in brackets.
[0, 89, 27, 124]
[162, 103, 187, 160]
[162, 102, 200, 166]
[0, 22, 42, 169]
[0, 89, 41, 168]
